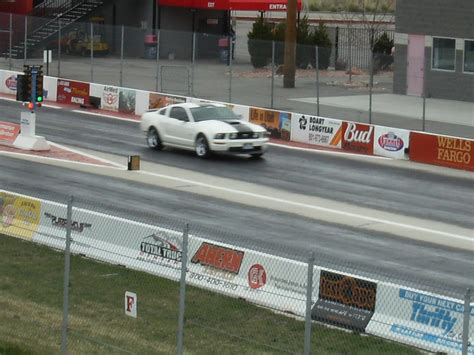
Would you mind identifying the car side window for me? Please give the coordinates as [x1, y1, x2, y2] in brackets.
[169, 107, 189, 122]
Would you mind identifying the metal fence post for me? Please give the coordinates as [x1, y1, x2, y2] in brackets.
[60, 196, 74, 355]
[8, 13, 12, 70]
[156, 29, 160, 92]
[23, 16, 27, 66]
[304, 252, 315, 355]
[271, 40, 275, 109]
[315, 46, 320, 116]
[177, 223, 189, 355]
[369, 53, 374, 125]
[191, 32, 196, 96]
[422, 61, 427, 132]
[90, 23, 94, 82]
[120, 25, 124, 87]
[462, 288, 471, 355]
[58, 17, 61, 77]
[228, 35, 233, 103]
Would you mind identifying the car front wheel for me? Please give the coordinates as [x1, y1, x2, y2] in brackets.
[147, 127, 162, 150]
[195, 135, 210, 158]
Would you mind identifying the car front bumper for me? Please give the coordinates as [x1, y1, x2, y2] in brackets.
[210, 138, 269, 155]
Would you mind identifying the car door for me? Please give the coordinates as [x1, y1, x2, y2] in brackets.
[167, 107, 194, 147]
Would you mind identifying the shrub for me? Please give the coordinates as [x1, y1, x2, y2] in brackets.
[247, 18, 273, 68]
[310, 23, 332, 69]
[373, 32, 394, 70]
[247, 17, 333, 70]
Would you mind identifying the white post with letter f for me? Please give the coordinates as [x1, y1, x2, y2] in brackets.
[125, 291, 137, 318]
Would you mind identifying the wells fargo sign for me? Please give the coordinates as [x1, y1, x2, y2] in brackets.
[409, 132, 474, 171]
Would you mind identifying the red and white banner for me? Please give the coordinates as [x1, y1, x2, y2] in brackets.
[57, 79, 90, 106]
[0, 121, 20, 143]
[409, 132, 474, 171]
[342, 122, 374, 155]
[374, 126, 409, 160]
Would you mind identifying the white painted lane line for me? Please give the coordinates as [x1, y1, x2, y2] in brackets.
[0, 149, 124, 169]
[48, 142, 127, 169]
[43, 104, 61, 109]
[72, 109, 139, 123]
[0, 96, 17, 102]
[138, 169, 473, 243]
[268, 142, 391, 160]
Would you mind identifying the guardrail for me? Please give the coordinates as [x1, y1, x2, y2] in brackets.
[1, 68, 473, 171]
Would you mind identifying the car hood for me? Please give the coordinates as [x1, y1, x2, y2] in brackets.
[197, 120, 266, 133]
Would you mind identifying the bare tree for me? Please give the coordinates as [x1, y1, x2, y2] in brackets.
[335, 0, 394, 82]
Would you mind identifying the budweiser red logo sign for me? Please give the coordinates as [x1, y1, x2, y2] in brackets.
[248, 264, 266, 289]
[191, 242, 244, 274]
[342, 122, 374, 155]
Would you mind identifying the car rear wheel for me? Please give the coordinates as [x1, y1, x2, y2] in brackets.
[147, 127, 162, 150]
[195, 135, 210, 158]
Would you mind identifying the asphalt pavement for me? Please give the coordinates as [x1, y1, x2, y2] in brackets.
[1, 99, 473, 296]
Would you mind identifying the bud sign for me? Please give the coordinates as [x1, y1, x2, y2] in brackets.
[342, 122, 374, 155]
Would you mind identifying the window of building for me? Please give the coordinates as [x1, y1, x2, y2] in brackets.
[464, 40, 474, 73]
[432, 38, 456, 71]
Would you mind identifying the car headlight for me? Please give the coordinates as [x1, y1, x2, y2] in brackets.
[263, 131, 270, 138]
[229, 133, 238, 139]
[214, 133, 226, 139]
[252, 132, 259, 138]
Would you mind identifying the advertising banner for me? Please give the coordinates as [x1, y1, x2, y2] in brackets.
[341, 122, 374, 155]
[186, 238, 316, 316]
[291, 114, 343, 148]
[367, 284, 474, 354]
[0, 192, 41, 240]
[150, 92, 186, 109]
[409, 132, 474, 171]
[57, 79, 90, 106]
[119, 88, 136, 114]
[374, 126, 409, 160]
[101, 85, 120, 112]
[8, 189, 311, 317]
[0, 121, 20, 143]
[249, 107, 291, 141]
[311, 270, 377, 332]
[2, 72, 17, 95]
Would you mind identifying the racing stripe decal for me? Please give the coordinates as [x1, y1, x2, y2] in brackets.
[223, 121, 254, 133]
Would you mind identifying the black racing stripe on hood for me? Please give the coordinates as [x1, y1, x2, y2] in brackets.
[223, 120, 254, 133]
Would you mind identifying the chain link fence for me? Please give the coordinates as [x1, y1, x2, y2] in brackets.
[1, 13, 472, 138]
[1, 189, 473, 354]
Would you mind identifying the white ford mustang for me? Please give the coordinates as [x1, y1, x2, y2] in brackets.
[140, 103, 269, 158]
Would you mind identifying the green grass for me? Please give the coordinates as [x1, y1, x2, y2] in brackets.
[307, 0, 395, 13]
[0, 234, 420, 354]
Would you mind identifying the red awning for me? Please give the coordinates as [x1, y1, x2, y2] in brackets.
[158, 0, 302, 11]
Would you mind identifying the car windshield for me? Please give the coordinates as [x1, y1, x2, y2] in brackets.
[190, 106, 239, 122]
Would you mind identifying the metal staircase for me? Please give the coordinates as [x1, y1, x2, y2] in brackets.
[3, 0, 104, 59]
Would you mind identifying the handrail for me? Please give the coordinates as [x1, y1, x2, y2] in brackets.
[5, 0, 103, 55]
